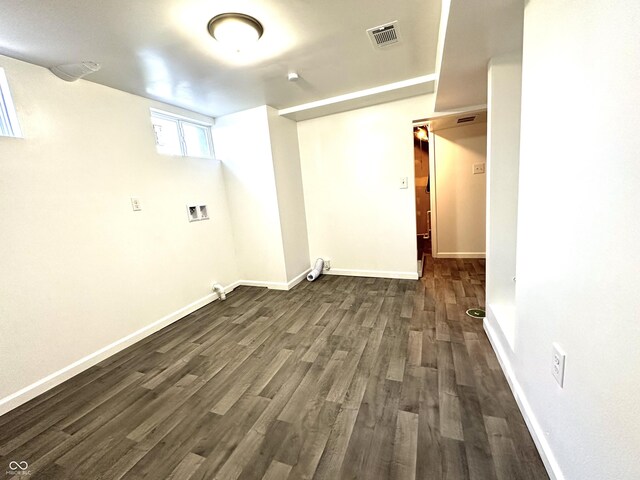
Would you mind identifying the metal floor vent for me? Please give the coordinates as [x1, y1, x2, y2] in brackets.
[367, 21, 399, 48]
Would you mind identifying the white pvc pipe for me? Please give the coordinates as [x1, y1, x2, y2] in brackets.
[212, 283, 226, 300]
[307, 258, 324, 282]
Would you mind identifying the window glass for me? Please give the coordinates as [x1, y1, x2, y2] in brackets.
[151, 116, 181, 156]
[0, 68, 22, 138]
[183, 122, 211, 158]
[150, 109, 213, 158]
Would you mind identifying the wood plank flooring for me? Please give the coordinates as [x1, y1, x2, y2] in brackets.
[0, 256, 548, 479]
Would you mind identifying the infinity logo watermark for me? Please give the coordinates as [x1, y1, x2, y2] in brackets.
[7, 460, 31, 476]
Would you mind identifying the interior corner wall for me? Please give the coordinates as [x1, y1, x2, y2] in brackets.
[212, 106, 288, 286]
[485, 52, 522, 349]
[0, 54, 239, 414]
[297, 95, 434, 280]
[432, 122, 487, 257]
[266, 107, 311, 283]
[488, 1, 640, 479]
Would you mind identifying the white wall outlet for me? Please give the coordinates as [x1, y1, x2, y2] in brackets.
[552, 343, 566, 387]
[473, 163, 486, 175]
[323, 259, 331, 271]
[400, 177, 408, 189]
[130, 197, 142, 211]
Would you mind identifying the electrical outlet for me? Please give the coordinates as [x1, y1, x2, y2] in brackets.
[473, 163, 485, 175]
[552, 343, 566, 387]
[323, 259, 331, 271]
[131, 197, 142, 211]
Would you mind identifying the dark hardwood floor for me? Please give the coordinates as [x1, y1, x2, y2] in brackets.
[0, 255, 548, 479]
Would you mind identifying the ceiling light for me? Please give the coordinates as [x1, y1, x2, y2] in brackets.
[207, 13, 264, 51]
[287, 72, 299, 82]
[415, 127, 428, 141]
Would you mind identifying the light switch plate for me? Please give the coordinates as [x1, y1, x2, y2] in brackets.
[400, 177, 408, 189]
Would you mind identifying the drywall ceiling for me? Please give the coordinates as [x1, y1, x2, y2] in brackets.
[434, 0, 523, 111]
[0, 0, 441, 118]
[279, 75, 436, 121]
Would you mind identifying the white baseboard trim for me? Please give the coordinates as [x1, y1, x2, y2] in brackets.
[433, 252, 486, 259]
[287, 269, 311, 289]
[0, 285, 235, 418]
[483, 319, 564, 480]
[0, 266, 399, 417]
[231, 270, 311, 291]
[236, 279, 289, 290]
[324, 268, 419, 280]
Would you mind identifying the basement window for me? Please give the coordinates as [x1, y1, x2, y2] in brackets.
[0, 68, 22, 138]
[150, 109, 214, 158]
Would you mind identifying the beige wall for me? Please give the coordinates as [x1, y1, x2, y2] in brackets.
[212, 106, 288, 287]
[266, 107, 311, 281]
[432, 122, 487, 257]
[213, 106, 311, 288]
[483, 1, 640, 479]
[485, 52, 522, 349]
[297, 95, 434, 279]
[0, 55, 239, 413]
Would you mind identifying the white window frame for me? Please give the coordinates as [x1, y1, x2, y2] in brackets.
[150, 108, 214, 159]
[0, 67, 22, 138]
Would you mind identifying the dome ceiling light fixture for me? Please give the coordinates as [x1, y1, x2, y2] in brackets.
[207, 13, 264, 52]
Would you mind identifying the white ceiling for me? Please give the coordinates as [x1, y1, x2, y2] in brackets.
[0, 0, 442, 118]
[279, 75, 436, 121]
[434, 0, 523, 111]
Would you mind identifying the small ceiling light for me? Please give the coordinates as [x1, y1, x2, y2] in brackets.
[207, 13, 264, 51]
[287, 72, 299, 82]
[415, 127, 428, 141]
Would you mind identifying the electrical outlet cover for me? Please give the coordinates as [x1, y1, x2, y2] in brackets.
[552, 343, 566, 387]
[473, 163, 485, 175]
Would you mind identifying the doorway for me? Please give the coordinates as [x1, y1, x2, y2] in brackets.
[413, 124, 431, 276]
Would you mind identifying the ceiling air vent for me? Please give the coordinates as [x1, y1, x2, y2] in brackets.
[457, 116, 476, 124]
[367, 21, 399, 49]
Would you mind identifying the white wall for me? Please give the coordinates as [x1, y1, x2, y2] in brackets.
[0, 55, 239, 414]
[484, 1, 640, 479]
[432, 122, 487, 257]
[266, 107, 311, 282]
[212, 106, 288, 287]
[297, 95, 435, 279]
[485, 52, 522, 349]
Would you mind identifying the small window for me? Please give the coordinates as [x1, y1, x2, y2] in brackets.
[0, 67, 22, 138]
[150, 109, 214, 158]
